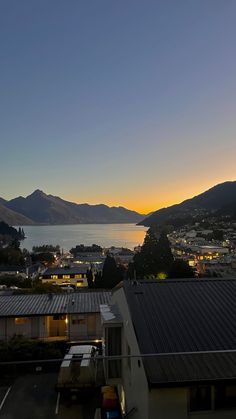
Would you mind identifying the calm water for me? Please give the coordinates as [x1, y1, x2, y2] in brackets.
[17, 224, 148, 252]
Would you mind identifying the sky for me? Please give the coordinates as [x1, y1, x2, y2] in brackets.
[0, 0, 236, 214]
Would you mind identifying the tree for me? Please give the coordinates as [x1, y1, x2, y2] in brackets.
[133, 229, 173, 278]
[101, 255, 123, 288]
[86, 269, 94, 288]
[94, 271, 102, 288]
[168, 259, 195, 279]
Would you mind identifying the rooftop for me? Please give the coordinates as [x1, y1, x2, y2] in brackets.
[122, 279, 236, 386]
[0, 291, 111, 317]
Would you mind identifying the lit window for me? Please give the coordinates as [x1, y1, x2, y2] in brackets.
[51, 275, 58, 280]
[76, 280, 84, 287]
[63, 275, 70, 279]
[75, 274, 82, 279]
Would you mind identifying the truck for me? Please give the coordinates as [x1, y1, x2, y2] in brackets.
[56, 345, 98, 393]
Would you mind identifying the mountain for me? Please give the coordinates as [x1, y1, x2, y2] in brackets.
[139, 181, 236, 227]
[0, 190, 144, 224]
[0, 203, 33, 225]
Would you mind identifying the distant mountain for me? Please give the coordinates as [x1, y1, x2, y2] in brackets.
[139, 181, 236, 227]
[0, 190, 144, 225]
[0, 203, 33, 226]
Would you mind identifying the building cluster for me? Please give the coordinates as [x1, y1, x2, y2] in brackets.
[1, 278, 236, 418]
[168, 221, 236, 278]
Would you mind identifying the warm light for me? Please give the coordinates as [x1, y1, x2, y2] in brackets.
[65, 317, 68, 324]
[157, 272, 167, 280]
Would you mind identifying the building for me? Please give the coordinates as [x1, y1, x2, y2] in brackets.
[0, 291, 111, 342]
[101, 279, 236, 419]
[0, 266, 26, 277]
[40, 266, 88, 288]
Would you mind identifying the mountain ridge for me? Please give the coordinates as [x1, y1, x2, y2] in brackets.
[0, 190, 144, 225]
[139, 181, 236, 227]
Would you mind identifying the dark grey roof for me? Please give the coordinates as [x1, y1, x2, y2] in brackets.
[123, 279, 236, 385]
[0, 291, 111, 317]
[145, 351, 236, 386]
[42, 266, 88, 275]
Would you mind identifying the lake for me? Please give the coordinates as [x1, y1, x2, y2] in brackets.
[17, 224, 148, 252]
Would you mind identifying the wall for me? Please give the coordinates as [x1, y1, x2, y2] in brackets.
[69, 313, 101, 340]
[0, 316, 48, 340]
[111, 287, 150, 419]
[149, 387, 188, 419]
[0, 312, 103, 342]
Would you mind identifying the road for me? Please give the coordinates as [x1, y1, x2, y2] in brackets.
[0, 373, 100, 419]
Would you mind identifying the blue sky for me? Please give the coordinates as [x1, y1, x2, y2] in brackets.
[0, 0, 236, 212]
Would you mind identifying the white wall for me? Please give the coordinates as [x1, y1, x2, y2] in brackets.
[111, 287, 150, 419]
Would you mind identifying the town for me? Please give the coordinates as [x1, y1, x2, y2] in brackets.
[1, 217, 236, 418]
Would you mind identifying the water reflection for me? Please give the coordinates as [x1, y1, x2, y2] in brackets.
[18, 224, 148, 251]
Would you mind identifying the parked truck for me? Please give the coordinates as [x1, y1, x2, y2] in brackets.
[57, 345, 98, 393]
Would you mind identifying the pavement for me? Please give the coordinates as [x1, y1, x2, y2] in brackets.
[0, 373, 100, 419]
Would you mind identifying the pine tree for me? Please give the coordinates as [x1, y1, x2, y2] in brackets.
[133, 228, 173, 278]
[101, 255, 123, 288]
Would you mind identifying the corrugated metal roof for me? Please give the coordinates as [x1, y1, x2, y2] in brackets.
[0, 291, 111, 317]
[145, 351, 236, 385]
[123, 279, 236, 385]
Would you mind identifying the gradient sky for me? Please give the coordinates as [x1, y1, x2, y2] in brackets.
[0, 0, 236, 213]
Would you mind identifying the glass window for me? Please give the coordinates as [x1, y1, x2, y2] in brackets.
[106, 327, 122, 379]
[71, 315, 86, 325]
[127, 343, 131, 370]
[189, 386, 211, 412]
[215, 384, 236, 409]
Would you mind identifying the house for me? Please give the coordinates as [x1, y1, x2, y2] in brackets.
[40, 266, 88, 288]
[0, 266, 26, 278]
[101, 279, 236, 419]
[0, 291, 111, 342]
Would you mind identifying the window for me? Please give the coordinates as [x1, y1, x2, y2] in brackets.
[75, 274, 82, 279]
[71, 315, 86, 325]
[62, 274, 70, 279]
[189, 386, 211, 412]
[15, 317, 28, 325]
[106, 327, 122, 379]
[215, 384, 236, 410]
[87, 314, 96, 336]
[76, 280, 84, 287]
[51, 275, 58, 280]
[127, 342, 131, 370]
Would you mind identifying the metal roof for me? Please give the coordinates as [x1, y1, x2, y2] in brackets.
[0, 291, 111, 317]
[144, 351, 236, 386]
[123, 279, 236, 385]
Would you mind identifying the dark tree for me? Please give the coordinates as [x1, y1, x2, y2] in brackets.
[101, 255, 123, 289]
[86, 269, 94, 288]
[169, 259, 195, 279]
[133, 229, 173, 278]
[156, 231, 174, 272]
[94, 271, 102, 288]
[31, 252, 55, 264]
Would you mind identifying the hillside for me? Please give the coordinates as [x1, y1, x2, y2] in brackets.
[0, 203, 33, 226]
[0, 190, 144, 224]
[139, 181, 236, 227]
